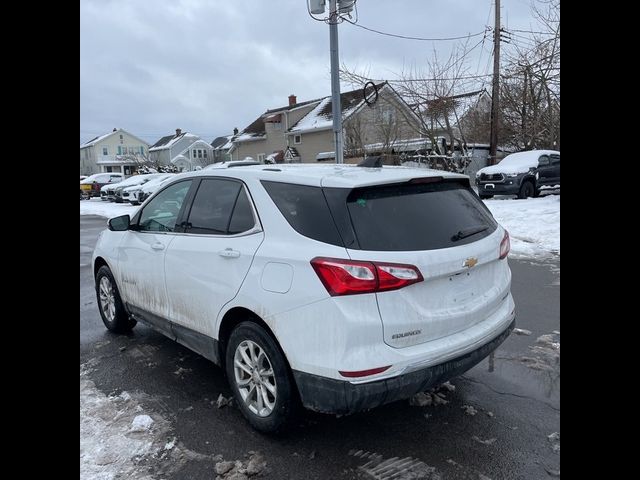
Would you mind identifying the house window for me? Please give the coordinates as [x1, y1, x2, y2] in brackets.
[119, 134, 123, 140]
[192, 150, 196, 158]
[198, 150, 202, 158]
[273, 122, 282, 130]
[102, 147, 108, 155]
[105, 166, 113, 172]
[294, 135, 302, 144]
[117, 146, 122, 155]
[204, 150, 208, 158]
[257, 153, 266, 162]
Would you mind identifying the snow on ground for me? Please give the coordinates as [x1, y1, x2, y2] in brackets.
[484, 195, 559, 259]
[80, 363, 191, 479]
[80, 193, 560, 260]
[80, 198, 140, 219]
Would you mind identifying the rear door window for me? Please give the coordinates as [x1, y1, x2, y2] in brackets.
[346, 182, 497, 251]
[185, 178, 256, 235]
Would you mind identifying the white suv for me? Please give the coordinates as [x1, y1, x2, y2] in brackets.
[92, 164, 515, 432]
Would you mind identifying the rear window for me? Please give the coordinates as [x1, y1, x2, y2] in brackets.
[346, 182, 497, 251]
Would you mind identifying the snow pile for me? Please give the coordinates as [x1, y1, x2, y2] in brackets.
[519, 331, 560, 372]
[485, 195, 559, 258]
[80, 198, 140, 219]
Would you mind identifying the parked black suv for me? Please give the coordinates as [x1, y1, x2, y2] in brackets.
[476, 150, 560, 199]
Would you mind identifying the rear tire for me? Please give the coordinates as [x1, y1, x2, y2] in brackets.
[225, 321, 298, 433]
[95, 266, 136, 333]
[518, 181, 535, 199]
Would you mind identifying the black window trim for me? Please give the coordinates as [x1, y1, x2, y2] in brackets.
[178, 176, 262, 238]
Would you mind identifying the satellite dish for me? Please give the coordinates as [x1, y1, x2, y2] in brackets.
[309, 0, 326, 15]
[338, 0, 355, 13]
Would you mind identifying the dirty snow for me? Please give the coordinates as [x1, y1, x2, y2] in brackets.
[80, 374, 168, 479]
[484, 195, 560, 258]
[214, 451, 268, 479]
[80, 364, 207, 479]
[409, 383, 453, 407]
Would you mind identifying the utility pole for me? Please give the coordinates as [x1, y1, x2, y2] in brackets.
[329, 0, 344, 164]
[489, 0, 501, 165]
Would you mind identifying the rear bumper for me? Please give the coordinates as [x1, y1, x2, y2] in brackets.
[292, 318, 514, 415]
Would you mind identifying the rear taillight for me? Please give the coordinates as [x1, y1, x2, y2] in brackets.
[499, 230, 510, 259]
[310, 257, 423, 296]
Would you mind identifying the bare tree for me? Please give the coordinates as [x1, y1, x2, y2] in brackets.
[341, 40, 481, 172]
[499, 0, 560, 150]
[344, 116, 366, 158]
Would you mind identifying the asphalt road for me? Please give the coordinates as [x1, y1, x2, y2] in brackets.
[80, 215, 560, 480]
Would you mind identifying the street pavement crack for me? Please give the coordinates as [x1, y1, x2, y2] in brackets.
[460, 375, 560, 412]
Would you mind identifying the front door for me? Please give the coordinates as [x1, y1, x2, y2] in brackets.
[116, 179, 194, 335]
[164, 178, 264, 338]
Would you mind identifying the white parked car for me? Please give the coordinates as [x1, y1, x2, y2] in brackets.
[92, 165, 515, 432]
[120, 173, 174, 205]
[133, 173, 177, 204]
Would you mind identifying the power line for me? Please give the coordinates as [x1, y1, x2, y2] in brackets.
[343, 18, 486, 42]
[346, 73, 494, 84]
[510, 28, 555, 35]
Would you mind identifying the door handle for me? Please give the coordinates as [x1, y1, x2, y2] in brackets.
[218, 248, 240, 258]
[151, 242, 165, 251]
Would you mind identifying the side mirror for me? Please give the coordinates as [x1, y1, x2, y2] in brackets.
[108, 214, 130, 231]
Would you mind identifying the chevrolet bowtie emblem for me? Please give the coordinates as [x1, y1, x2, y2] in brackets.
[463, 257, 478, 268]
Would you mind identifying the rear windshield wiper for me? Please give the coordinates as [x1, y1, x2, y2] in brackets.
[451, 225, 489, 242]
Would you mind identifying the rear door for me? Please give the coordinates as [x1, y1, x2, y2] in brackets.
[164, 177, 264, 337]
[342, 181, 510, 348]
[550, 154, 560, 184]
[536, 154, 554, 187]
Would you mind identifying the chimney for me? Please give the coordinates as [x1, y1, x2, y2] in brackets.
[175, 128, 182, 137]
[233, 127, 239, 135]
[288, 94, 297, 107]
[113, 128, 117, 132]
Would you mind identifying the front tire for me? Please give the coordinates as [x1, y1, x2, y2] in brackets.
[518, 181, 535, 199]
[95, 266, 136, 333]
[225, 322, 298, 433]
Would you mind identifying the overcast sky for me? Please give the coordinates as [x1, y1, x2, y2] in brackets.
[80, 0, 537, 145]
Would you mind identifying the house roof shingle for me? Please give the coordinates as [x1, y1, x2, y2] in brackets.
[211, 135, 232, 149]
[234, 83, 387, 142]
[149, 131, 198, 151]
